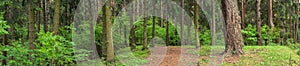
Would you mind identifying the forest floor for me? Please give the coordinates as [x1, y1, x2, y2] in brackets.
[141, 46, 300, 66]
[143, 46, 198, 66]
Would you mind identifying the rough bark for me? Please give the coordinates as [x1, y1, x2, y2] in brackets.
[166, 16, 169, 46]
[53, 0, 61, 35]
[44, 0, 48, 32]
[256, 0, 263, 46]
[221, 0, 244, 56]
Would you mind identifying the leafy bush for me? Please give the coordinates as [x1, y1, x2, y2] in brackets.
[199, 27, 211, 45]
[34, 31, 75, 65]
[242, 24, 280, 45]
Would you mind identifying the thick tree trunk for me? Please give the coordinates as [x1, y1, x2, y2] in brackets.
[268, 0, 274, 28]
[256, 0, 263, 46]
[53, 0, 61, 35]
[27, 0, 35, 63]
[105, 3, 114, 63]
[221, 0, 244, 56]
[194, 3, 201, 48]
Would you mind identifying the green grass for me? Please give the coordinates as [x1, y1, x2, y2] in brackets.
[198, 46, 300, 66]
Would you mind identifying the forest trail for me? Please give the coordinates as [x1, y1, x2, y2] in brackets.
[143, 46, 198, 66]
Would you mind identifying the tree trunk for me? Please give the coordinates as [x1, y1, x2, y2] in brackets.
[241, 0, 245, 29]
[151, 17, 155, 47]
[221, 0, 244, 56]
[180, 0, 185, 45]
[142, 0, 148, 50]
[256, 0, 263, 46]
[211, 0, 216, 46]
[194, 3, 201, 48]
[44, 0, 48, 32]
[166, 16, 169, 46]
[130, 0, 136, 49]
[27, 0, 35, 63]
[268, 0, 274, 28]
[53, 0, 61, 35]
[105, 3, 114, 63]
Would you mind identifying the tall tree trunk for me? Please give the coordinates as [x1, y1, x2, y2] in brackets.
[160, 0, 164, 27]
[130, 0, 136, 49]
[221, 0, 244, 56]
[27, 0, 35, 63]
[256, 0, 263, 46]
[142, 0, 148, 50]
[211, 0, 216, 45]
[151, 16, 155, 47]
[241, 0, 245, 29]
[180, 0, 185, 45]
[105, 2, 114, 63]
[53, 0, 61, 35]
[166, 15, 169, 46]
[296, 5, 299, 43]
[268, 0, 274, 28]
[44, 0, 48, 32]
[194, 3, 201, 48]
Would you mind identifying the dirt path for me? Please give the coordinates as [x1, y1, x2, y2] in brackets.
[143, 46, 198, 66]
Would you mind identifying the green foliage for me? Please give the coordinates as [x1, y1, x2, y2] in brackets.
[242, 24, 257, 45]
[199, 27, 211, 45]
[242, 24, 280, 45]
[0, 13, 10, 35]
[34, 31, 75, 65]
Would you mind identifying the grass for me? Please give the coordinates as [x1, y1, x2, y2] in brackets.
[198, 46, 300, 66]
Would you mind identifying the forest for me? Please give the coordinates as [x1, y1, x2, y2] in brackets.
[0, 0, 300, 66]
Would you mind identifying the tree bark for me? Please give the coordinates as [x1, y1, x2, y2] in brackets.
[180, 0, 185, 45]
[194, 3, 201, 48]
[221, 0, 244, 56]
[44, 0, 49, 32]
[241, 0, 246, 29]
[27, 0, 35, 63]
[142, 0, 148, 50]
[105, 3, 114, 63]
[151, 17, 155, 47]
[268, 0, 274, 28]
[211, 0, 216, 45]
[256, 0, 263, 46]
[130, 0, 136, 49]
[53, 0, 61, 35]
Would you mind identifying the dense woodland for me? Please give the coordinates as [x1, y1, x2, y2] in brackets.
[0, 0, 300, 66]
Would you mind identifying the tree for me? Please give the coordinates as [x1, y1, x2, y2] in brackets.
[27, 0, 35, 62]
[211, 0, 216, 45]
[221, 0, 244, 56]
[194, 3, 200, 48]
[256, 0, 263, 45]
[241, 0, 245, 29]
[53, 0, 61, 35]
[151, 16, 155, 47]
[142, 0, 148, 50]
[130, 0, 136, 49]
[180, 0, 185, 45]
[268, 0, 274, 28]
[105, 3, 114, 63]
